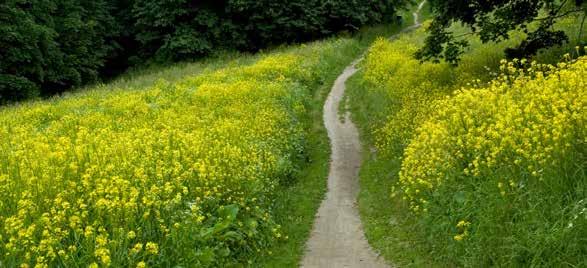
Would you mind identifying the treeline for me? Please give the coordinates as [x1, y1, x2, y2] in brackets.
[0, 0, 405, 102]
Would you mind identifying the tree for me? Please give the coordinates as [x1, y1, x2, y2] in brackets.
[1, 0, 410, 102]
[0, 0, 117, 102]
[416, 0, 587, 64]
[132, 0, 409, 61]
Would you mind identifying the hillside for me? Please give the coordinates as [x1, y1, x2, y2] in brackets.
[347, 11, 587, 267]
[0, 23, 404, 267]
[1, 1, 586, 267]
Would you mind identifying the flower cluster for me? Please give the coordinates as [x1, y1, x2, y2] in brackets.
[361, 35, 454, 154]
[0, 39, 354, 267]
[356, 16, 586, 264]
[400, 57, 586, 210]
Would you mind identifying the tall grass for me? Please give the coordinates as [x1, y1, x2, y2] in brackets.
[348, 15, 587, 267]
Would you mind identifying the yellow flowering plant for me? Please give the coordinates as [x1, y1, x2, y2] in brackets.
[0, 38, 357, 267]
[348, 17, 586, 265]
[400, 57, 586, 264]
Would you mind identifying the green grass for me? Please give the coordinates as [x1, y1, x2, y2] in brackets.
[0, 52, 260, 112]
[52, 52, 258, 102]
[0, 22, 411, 267]
[346, 72, 443, 267]
[254, 23, 409, 267]
[347, 11, 587, 268]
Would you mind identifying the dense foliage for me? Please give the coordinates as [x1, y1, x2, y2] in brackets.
[0, 0, 117, 101]
[417, 0, 587, 64]
[126, 0, 406, 61]
[0, 0, 407, 102]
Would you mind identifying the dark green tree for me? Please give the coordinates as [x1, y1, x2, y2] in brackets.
[132, 0, 409, 61]
[1, 0, 410, 102]
[0, 0, 117, 102]
[416, 0, 587, 64]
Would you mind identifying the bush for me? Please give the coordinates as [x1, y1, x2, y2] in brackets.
[0, 74, 39, 103]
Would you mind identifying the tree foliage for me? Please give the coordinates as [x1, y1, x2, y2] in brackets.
[132, 0, 405, 61]
[416, 0, 587, 64]
[0, 0, 117, 102]
[0, 0, 408, 102]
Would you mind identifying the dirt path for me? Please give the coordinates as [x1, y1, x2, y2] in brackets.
[300, 2, 426, 268]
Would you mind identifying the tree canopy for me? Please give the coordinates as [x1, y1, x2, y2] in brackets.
[416, 0, 587, 64]
[0, 0, 409, 103]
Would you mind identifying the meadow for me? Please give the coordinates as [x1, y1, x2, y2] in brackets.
[0, 19, 408, 266]
[1, 1, 586, 267]
[0, 36, 362, 267]
[347, 14, 587, 267]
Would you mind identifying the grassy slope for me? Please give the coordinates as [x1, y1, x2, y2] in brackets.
[348, 7, 587, 268]
[1, 23, 408, 267]
[347, 73, 442, 267]
[51, 52, 259, 102]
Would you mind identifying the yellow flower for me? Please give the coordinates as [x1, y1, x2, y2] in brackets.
[127, 231, 136, 240]
[0, 37, 359, 266]
[84, 226, 94, 238]
[95, 248, 111, 265]
[397, 56, 586, 210]
[131, 243, 143, 254]
[136, 261, 147, 268]
[453, 234, 465, 241]
[456, 220, 470, 228]
[145, 242, 159, 255]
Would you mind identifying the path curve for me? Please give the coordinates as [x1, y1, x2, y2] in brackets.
[301, 2, 426, 267]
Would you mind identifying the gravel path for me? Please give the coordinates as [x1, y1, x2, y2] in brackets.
[300, 3, 426, 267]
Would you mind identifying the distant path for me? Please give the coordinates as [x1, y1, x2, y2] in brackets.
[300, 2, 426, 268]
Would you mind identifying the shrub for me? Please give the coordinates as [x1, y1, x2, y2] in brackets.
[0, 74, 39, 103]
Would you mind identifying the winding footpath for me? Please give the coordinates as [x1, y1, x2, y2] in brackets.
[301, 2, 426, 267]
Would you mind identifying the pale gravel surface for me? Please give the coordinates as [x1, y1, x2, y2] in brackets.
[300, 2, 426, 267]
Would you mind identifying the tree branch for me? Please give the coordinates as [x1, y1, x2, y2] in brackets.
[553, 0, 570, 17]
[453, 8, 586, 40]
[535, 8, 586, 21]
[578, 12, 586, 43]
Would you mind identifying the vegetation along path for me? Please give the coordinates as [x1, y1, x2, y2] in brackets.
[301, 2, 427, 267]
